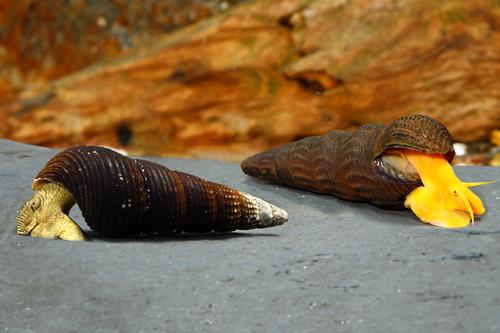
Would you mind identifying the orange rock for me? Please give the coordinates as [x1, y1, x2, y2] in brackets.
[1, 0, 500, 159]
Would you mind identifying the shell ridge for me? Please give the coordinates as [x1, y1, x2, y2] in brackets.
[169, 170, 188, 232]
[192, 175, 213, 232]
[138, 160, 169, 234]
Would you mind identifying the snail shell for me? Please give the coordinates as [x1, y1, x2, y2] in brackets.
[241, 115, 455, 208]
[30, 145, 287, 237]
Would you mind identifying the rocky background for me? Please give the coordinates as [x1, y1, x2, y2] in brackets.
[0, 0, 499, 162]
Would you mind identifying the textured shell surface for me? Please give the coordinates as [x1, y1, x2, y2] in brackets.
[373, 114, 455, 160]
[241, 115, 455, 208]
[34, 145, 278, 237]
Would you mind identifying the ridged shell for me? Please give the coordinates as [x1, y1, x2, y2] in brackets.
[374, 114, 455, 160]
[241, 114, 454, 208]
[34, 146, 268, 237]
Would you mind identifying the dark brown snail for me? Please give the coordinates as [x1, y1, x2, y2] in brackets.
[242, 114, 492, 229]
[241, 114, 455, 208]
[17, 145, 288, 241]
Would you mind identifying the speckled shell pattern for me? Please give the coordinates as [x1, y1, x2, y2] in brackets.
[34, 146, 263, 237]
[241, 115, 454, 208]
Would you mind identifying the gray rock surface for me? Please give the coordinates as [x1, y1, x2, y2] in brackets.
[1, 139, 499, 333]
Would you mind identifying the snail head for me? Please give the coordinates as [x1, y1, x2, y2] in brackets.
[17, 182, 86, 241]
[373, 114, 455, 183]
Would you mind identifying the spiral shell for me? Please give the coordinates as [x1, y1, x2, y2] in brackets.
[33, 145, 287, 237]
[241, 114, 455, 208]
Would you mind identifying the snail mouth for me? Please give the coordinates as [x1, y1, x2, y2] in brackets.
[375, 149, 420, 183]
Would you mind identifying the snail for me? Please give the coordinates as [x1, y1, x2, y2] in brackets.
[17, 145, 288, 241]
[241, 114, 491, 228]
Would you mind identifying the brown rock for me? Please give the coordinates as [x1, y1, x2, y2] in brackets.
[0, 0, 246, 87]
[1, 0, 500, 159]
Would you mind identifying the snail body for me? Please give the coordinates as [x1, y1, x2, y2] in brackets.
[17, 145, 287, 240]
[241, 115, 455, 208]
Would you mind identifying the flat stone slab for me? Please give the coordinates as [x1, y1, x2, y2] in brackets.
[1, 139, 499, 333]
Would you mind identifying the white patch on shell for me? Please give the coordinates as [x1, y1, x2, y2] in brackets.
[241, 193, 288, 227]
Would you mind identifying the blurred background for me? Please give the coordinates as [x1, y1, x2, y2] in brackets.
[0, 0, 499, 165]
